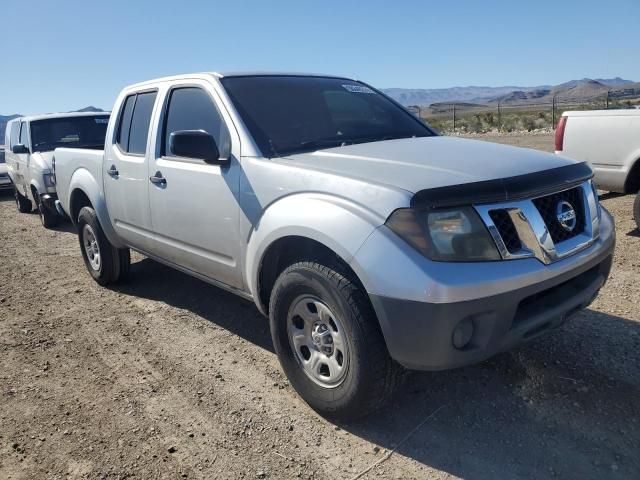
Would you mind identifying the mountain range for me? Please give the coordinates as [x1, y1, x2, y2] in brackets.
[382, 77, 638, 107]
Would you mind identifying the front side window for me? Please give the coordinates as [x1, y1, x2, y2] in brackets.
[116, 91, 157, 155]
[162, 87, 231, 158]
[9, 121, 20, 148]
[19, 123, 29, 147]
[30, 115, 110, 152]
[221, 75, 434, 157]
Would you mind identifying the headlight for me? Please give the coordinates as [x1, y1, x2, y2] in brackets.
[386, 206, 500, 262]
[43, 173, 56, 188]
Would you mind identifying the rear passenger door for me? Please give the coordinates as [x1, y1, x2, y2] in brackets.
[104, 90, 158, 251]
[147, 82, 242, 288]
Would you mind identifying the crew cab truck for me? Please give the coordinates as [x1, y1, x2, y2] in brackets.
[54, 73, 615, 420]
[4, 112, 109, 227]
[555, 109, 640, 228]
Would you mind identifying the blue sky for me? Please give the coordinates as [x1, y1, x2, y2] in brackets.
[2, 0, 639, 114]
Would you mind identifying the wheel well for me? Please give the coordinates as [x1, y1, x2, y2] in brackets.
[257, 236, 364, 314]
[625, 158, 640, 194]
[30, 184, 38, 199]
[69, 189, 92, 225]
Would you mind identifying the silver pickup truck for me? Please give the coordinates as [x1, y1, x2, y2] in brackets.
[54, 72, 615, 420]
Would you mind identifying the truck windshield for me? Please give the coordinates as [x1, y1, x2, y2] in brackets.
[221, 76, 434, 157]
[30, 115, 110, 152]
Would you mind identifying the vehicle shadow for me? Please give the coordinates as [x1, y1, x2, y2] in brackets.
[112, 257, 274, 353]
[112, 257, 639, 479]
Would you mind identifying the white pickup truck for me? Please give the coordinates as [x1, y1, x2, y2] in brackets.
[555, 109, 640, 228]
[53, 72, 615, 420]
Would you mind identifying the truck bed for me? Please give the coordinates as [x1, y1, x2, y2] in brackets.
[54, 147, 105, 217]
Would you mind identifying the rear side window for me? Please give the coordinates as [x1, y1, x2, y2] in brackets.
[116, 95, 136, 152]
[162, 87, 230, 157]
[116, 91, 157, 155]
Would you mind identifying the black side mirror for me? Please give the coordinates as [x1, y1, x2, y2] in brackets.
[12, 144, 29, 154]
[169, 130, 224, 165]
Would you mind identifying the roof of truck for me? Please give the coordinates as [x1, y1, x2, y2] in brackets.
[125, 71, 357, 89]
[17, 111, 111, 123]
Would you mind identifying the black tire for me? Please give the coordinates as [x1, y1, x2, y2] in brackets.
[634, 193, 640, 231]
[269, 261, 403, 421]
[35, 194, 59, 228]
[77, 206, 130, 286]
[14, 186, 32, 213]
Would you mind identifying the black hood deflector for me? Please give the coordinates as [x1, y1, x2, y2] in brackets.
[410, 162, 593, 209]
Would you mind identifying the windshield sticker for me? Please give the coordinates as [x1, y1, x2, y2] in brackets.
[94, 118, 109, 124]
[342, 84, 375, 94]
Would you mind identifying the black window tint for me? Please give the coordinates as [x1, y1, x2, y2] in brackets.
[128, 91, 157, 155]
[163, 87, 230, 157]
[117, 94, 136, 152]
[221, 76, 433, 157]
[19, 123, 29, 146]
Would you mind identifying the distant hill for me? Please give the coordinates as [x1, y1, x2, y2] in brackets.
[75, 106, 104, 112]
[0, 107, 104, 145]
[383, 77, 636, 106]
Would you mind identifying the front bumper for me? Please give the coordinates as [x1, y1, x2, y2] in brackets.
[40, 192, 60, 214]
[355, 209, 616, 371]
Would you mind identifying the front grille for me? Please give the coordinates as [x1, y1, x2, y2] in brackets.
[489, 209, 521, 253]
[532, 186, 585, 243]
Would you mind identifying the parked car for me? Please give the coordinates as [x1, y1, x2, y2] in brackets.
[4, 112, 110, 227]
[54, 73, 615, 420]
[0, 145, 11, 192]
[555, 109, 640, 229]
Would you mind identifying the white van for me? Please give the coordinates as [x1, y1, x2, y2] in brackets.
[4, 112, 109, 227]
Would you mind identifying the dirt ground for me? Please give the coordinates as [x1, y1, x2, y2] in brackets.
[1, 134, 639, 479]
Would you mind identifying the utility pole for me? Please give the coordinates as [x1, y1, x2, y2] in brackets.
[497, 100, 502, 132]
[552, 93, 557, 129]
[606, 90, 610, 109]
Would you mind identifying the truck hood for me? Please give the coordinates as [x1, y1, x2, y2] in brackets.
[280, 136, 579, 194]
[32, 151, 55, 172]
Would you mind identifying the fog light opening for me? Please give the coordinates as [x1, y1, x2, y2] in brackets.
[452, 318, 474, 350]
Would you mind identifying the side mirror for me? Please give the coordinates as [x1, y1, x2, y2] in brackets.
[12, 144, 29, 154]
[169, 130, 224, 165]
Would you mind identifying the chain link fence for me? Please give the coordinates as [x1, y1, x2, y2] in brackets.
[406, 87, 640, 134]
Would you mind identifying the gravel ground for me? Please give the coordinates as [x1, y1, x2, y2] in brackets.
[1, 134, 639, 479]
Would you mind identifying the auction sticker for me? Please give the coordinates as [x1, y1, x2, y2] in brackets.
[342, 84, 375, 94]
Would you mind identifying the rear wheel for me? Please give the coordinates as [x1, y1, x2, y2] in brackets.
[77, 206, 130, 285]
[269, 261, 403, 421]
[634, 193, 640, 231]
[14, 186, 32, 213]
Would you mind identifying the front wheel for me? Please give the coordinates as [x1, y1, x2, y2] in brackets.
[14, 186, 32, 213]
[269, 261, 403, 421]
[77, 206, 130, 285]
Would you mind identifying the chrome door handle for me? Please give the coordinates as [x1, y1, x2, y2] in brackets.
[149, 171, 166, 187]
[107, 165, 119, 178]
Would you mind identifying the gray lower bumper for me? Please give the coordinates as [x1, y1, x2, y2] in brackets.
[370, 245, 614, 371]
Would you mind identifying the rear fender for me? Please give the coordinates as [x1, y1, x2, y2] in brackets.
[68, 168, 124, 248]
